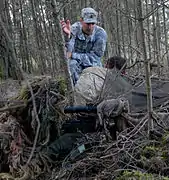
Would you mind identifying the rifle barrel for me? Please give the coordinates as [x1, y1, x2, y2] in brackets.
[64, 106, 97, 113]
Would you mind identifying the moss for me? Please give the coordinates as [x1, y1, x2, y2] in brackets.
[116, 170, 153, 180]
[17, 85, 29, 100]
[137, 144, 167, 173]
[162, 132, 169, 145]
[0, 65, 3, 79]
[140, 155, 148, 167]
[142, 146, 160, 158]
[162, 150, 168, 160]
[116, 170, 169, 180]
[57, 77, 67, 96]
[140, 146, 166, 172]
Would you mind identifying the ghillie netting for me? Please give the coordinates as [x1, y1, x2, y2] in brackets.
[99, 69, 169, 113]
[50, 71, 169, 180]
[1, 75, 169, 180]
[0, 77, 68, 179]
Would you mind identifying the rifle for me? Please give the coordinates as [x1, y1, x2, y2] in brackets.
[61, 106, 98, 134]
[64, 106, 97, 114]
[63, 104, 127, 141]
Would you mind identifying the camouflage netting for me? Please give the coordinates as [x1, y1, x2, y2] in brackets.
[99, 70, 169, 113]
[50, 71, 169, 179]
[1, 76, 169, 180]
[0, 77, 69, 179]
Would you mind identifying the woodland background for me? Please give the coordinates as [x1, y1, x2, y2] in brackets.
[1, 0, 169, 81]
[1, 1, 169, 179]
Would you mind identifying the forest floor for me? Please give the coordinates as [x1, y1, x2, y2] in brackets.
[0, 77, 169, 180]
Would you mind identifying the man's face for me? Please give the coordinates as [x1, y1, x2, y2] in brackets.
[81, 21, 95, 35]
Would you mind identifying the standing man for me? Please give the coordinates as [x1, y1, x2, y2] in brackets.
[61, 7, 107, 85]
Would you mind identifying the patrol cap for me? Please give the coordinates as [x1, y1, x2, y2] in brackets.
[81, 7, 98, 23]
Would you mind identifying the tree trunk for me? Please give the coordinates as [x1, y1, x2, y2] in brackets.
[0, 13, 23, 80]
[137, 0, 154, 131]
[51, 0, 74, 104]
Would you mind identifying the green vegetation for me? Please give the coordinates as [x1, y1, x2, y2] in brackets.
[57, 77, 67, 96]
[142, 146, 159, 158]
[116, 170, 169, 180]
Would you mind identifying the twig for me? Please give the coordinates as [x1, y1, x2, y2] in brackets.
[0, 103, 26, 112]
[25, 82, 41, 166]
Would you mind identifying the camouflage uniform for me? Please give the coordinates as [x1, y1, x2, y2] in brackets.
[66, 8, 107, 84]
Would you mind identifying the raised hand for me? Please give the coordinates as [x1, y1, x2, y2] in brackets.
[60, 19, 71, 38]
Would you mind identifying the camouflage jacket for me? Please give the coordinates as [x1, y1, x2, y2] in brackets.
[66, 22, 107, 67]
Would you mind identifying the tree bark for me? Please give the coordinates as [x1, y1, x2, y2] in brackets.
[51, 0, 74, 104]
[137, 0, 154, 131]
[0, 13, 23, 80]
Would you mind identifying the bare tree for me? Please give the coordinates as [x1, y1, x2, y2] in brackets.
[0, 1, 23, 80]
[137, 0, 154, 131]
